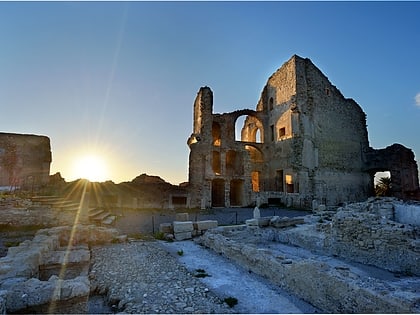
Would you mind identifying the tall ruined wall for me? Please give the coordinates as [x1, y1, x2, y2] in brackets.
[295, 57, 372, 204]
[187, 55, 419, 209]
[0, 133, 51, 189]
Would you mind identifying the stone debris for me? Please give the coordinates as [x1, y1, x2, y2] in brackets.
[90, 241, 236, 314]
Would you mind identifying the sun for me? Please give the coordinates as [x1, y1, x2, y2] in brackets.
[72, 154, 109, 182]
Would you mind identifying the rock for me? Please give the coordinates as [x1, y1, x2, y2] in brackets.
[253, 207, 261, 219]
[173, 221, 193, 233]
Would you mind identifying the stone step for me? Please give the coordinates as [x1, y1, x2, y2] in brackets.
[89, 209, 105, 218]
[90, 210, 111, 222]
[102, 215, 116, 225]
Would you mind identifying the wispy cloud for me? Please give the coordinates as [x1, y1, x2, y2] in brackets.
[415, 92, 420, 107]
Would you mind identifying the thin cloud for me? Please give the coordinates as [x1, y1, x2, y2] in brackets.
[415, 92, 420, 107]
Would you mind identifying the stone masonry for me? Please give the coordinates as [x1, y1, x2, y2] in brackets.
[187, 55, 419, 209]
[0, 132, 51, 190]
[0, 224, 121, 313]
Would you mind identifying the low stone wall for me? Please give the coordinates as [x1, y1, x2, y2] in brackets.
[312, 198, 420, 275]
[198, 226, 420, 313]
[394, 202, 420, 226]
[0, 224, 121, 313]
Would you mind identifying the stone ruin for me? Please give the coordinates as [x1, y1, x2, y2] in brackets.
[159, 212, 218, 241]
[197, 197, 420, 313]
[0, 224, 122, 313]
[0, 133, 51, 190]
[187, 55, 420, 209]
[0, 195, 125, 313]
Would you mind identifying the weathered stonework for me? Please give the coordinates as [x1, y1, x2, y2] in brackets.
[0, 133, 51, 190]
[187, 55, 419, 209]
[197, 199, 420, 313]
[0, 224, 121, 313]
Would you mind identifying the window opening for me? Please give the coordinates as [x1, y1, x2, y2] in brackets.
[278, 127, 286, 139]
[212, 151, 221, 175]
[251, 171, 260, 192]
[374, 171, 391, 197]
[285, 174, 294, 193]
[212, 122, 221, 146]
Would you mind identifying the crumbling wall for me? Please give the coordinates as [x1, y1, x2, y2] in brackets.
[0, 225, 120, 313]
[364, 144, 419, 199]
[277, 198, 419, 276]
[0, 133, 51, 189]
[187, 55, 420, 209]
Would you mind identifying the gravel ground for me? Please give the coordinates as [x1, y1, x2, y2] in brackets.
[89, 240, 237, 314]
[89, 238, 320, 314]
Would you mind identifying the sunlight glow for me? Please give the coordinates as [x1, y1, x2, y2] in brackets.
[72, 154, 109, 182]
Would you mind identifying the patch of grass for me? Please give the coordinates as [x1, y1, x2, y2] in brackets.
[3, 241, 20, 247]
[177, 249, 184, 256]
[224, 296, 238, 308]
[154, 231, 165, 240]
[127, 232, 154, 241]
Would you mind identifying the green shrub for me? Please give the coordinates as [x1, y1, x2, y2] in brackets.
[177, 249, 184, 256]
[224, 297, 238, 308]
[194, 268, 210, 278]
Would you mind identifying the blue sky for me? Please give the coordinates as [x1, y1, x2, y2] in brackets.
[0, 1, 419, 184]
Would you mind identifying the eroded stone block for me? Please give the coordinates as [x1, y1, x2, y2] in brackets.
[173, 221, 193, 233]
[193, 220, 218, 231]
[174, 231, 192, 241]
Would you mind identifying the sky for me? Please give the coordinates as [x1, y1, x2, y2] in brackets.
[0, 1, 419, 185]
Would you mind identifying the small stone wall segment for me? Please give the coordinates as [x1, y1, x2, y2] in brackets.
[0, 224, 121, 313]
[394, 202, 420, 226]
[160, 220, 218, 241]
[198, 229, 419, 314]
[317, 199, 420, 276]
[5, 275, 90, 314]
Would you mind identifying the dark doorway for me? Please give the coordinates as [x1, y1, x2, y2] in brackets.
[212, 179, 225, 207]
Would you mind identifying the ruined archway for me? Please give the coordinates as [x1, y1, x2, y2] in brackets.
[233, 111, 264, 143]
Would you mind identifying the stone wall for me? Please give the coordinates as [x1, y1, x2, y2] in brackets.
[187, 55, 419, 209]
[198, 225, 419, 313]
[276, 198, 419, 276]
[0, 224, 120, 313]
[0, 133, 51, 189]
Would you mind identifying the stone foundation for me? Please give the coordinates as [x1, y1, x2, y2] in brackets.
[196, 198, 420, 313]
[0, 225, 121, 313]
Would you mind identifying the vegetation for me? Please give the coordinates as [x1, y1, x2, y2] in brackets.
[154, 231, 165, 240]
[194, 268, 210, 278]
[224, 297, 238, 308]
[375, 176, 392, 197]
[177, 249, 184, 256]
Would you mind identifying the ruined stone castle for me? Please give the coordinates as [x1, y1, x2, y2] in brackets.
[187, 55, 419, 209]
